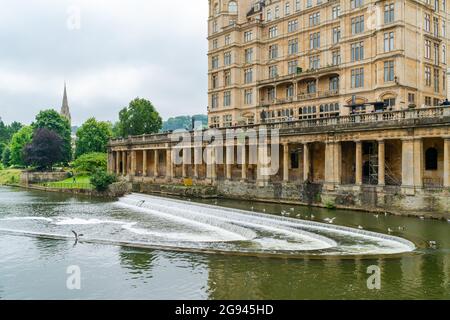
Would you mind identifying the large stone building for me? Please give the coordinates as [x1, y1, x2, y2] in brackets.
[107, 0, 450, 217]
[207, 0, 449, 127]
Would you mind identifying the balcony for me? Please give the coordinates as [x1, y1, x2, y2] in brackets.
[259, 89, 340, 107]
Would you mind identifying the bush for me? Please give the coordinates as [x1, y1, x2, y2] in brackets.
[90, 169, 116, 191]
[71, 152, 107, 175]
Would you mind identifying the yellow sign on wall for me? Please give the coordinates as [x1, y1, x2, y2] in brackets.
[183, 178, 193, 187]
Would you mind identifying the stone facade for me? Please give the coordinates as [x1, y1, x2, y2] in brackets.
[108, 107, 450, 218]
[207, 0, 450, 127]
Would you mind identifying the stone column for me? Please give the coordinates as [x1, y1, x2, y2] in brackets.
[241, 144, 247, 181]
[154, 149, 159, 178]
[122, 151, 127, 176]
[355, 141, 363, 185]
[206, 146, 216, 182]
[324, 142, 341, 187]
[107, 151, 114, 173]
[142, 150, 147, 177]
[444, 137, 450, 188]
[257, 144, 270, 186]
[413, 138, 424, 188]
[131, 150, 136, 176]
[378, 140, 385, 186]
[402, 138, 423, 191]
[115, 151, 120, 175]
[166, 148, 173, 181]
[193, 147, 199, 179]
[182, 148, 187, 178]
[333, 141, 342, 185]
[303, 143, 310, 182]
[226, 145, 233, 181]
[283, 143, 289, 182]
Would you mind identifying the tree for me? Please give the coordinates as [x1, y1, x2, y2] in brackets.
[9, 126, 33, 167]
[72, 152, 107, 174]
[162, 114, 208, 132]
[1, 146, 11, 167]
[23, 128, 64, 170]
[0, 120, 23, 145]
[75, 118, 112, 158]
[32, 110, 72, 162]
[90, 169, 116, 191]
[117, 98, 162, 137]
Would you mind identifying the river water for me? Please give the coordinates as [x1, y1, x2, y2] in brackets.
[0, 186, 448, 299]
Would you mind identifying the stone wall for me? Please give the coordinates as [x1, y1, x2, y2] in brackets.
[20, 171, 69, 185]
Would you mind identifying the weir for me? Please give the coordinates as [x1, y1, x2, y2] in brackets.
[0, 192, 416, 258]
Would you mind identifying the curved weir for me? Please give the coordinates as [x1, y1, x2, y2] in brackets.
[0, 193, 416, 257]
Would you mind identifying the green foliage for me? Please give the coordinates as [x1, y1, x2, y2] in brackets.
[23, 128, 64, 171]
[75, 118, 112, 158]
[0, 169, 21, 185]
[9, 126, 33, 167]
[1, 146, 11, 167]
[90, 169, 116, 191]
[32, 110, 72, 162]
[117, 98, 162, 137]
[0, 120, 23, 146]
[72, 152, 107, 174]
[162, 114, 208, 132]
[325, 200, 337, 210]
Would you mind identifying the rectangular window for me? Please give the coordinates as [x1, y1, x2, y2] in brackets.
[224, 70, 231, 86]
[223, 114, 232, 127]
[224, 52, 232, 66]
[384, 60, 395, 82]
[384, 3, 394, 24]
[245, 48, 253, 63]
[425, 40, 431, 59]
[288, 39, 298, 55]
[211, 94, 218, 109]
[384, 32, 394, 52]
[269, 65, 278, 78]
[288, 60, 298, 74]
[211, 56, 219, 69]
[425, 14, 431, 32]
[244, 31, 253, 42]
[224, 34, 231, 46]
[351, 42, 364, 61]
[223, 91, 231, 107]
[434, 17, 439, 37]
[425, 66, 432, 86]
[434, 43, 440, 64]
[288, 20, 298, 32]
[309, 55, 320, 69]
[309, 12, 320, 26]
[309, 32, 320, 49]
[332, 6, 341, 20]
[244, 68, 253, 84]
[332, 51, 341, 66]
[269, 26, 278, 38]
[333, 27, 341, 44]
[244, 90, 253, 105]
[351, 0, 364, 9]
[269, 45, 278, 59]
[351, 16, 365, 34]
[351, 68, 364, 88]
[434, 68, 439, 92]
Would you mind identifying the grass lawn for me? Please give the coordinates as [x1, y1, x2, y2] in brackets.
[43, 175, 93, 190]
[0, 169, 22, 185]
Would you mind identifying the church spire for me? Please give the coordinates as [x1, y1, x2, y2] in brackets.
[60, 82, 71, 124]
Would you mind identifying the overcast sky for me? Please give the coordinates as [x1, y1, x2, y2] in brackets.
[0, 0, 208, 126]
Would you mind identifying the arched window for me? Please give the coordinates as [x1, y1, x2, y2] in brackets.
[425, 148, 438, 170]
[228, 1, 237, 13]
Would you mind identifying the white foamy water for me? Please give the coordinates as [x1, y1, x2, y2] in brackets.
[114, 193, 416, 255]
[0, 193, 416, 256]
